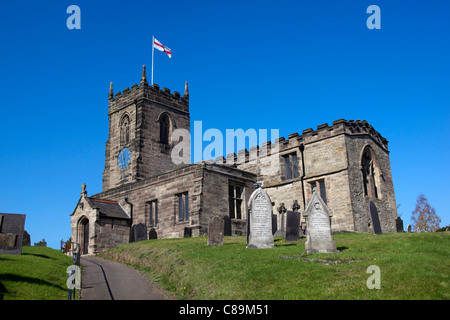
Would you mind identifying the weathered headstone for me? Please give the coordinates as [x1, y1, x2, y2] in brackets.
[274, 203, 287, 237]
[148, 228, 158, 240]
[247, 187, 275, 249]
[272, 214, 277, 235]
[184, 227, 192, 238]
[285, 211, 301, 242]
[131, 223, 147, 242]
[407, 224, 412, 233]
[0, 213, 26, 255]
[303, 189, 339, 254]
[208, 216, 224, 246]
[22, 230, 31, 246]
[369, 201, 382, 234]
[223, 216, 232, 236]
[300, 221, 307, 236]
[395, 217, 404, 233]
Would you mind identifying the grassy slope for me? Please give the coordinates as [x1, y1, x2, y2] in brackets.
[0, 246, 73, 300]
[100, 232, 450, 300]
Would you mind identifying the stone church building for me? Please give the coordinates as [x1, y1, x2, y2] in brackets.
[70, 66, 399, 255]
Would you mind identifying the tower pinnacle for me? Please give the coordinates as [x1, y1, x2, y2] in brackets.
[184, 81, 189, 97]
[108, 82, 114, 100]
[141, 65, 148, 86]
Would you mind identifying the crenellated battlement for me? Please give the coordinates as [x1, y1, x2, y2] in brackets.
[213, 118, 389, 165]
[108, 65, 189, 115]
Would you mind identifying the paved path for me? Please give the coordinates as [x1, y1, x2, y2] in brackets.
[80, 256, 168, 300]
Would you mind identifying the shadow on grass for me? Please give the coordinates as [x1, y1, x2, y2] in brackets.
[22, 253, 52, 259]
[0, 274, 66, 291]
[275, 243, 298, 247]
[0, 280, 8, 294]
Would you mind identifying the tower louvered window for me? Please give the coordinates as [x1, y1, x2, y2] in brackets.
[120, 115, 130, 145]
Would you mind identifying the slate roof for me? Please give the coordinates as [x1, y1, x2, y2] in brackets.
[89, 198, 130, 220]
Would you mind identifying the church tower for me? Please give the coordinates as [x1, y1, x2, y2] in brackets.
[102, 66, 190, 192]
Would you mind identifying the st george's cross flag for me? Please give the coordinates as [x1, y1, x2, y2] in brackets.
[153, 38, 172, 58]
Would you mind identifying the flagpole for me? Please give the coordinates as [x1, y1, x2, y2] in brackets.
[151, 35, 154, 85]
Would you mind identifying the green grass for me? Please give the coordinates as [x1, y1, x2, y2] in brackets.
[100, 232, 450, 300]
[0, 246, 74, 300]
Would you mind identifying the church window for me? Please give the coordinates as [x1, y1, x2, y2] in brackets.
[361, 147, 379, 199]
[120, 115, 130, 145]
[160, 114, 170, 144]
[283, 153, 299, 180]
[229, 183, 244, 219]
[310, 180, 327, 204]
[177, 192, 189, 222]
[148, 200, 158, 227]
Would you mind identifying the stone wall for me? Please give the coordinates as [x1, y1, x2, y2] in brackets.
[230, 119, 397, 233]
[94, 163, 256, 243]
[94, 218, 130, 253]
[345, 134, 398, 233]
[98, 164, 202, 239]
[201, 163, 256, 235]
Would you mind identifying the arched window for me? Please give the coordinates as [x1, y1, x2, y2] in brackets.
[159, 113, 170, 144]
[120, 115, 130, 145]
[361, 146, 379, 199]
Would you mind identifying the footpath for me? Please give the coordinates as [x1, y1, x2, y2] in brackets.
[80, 256, 168, 300]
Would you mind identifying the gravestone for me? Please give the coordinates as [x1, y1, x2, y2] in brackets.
[131, 223, 147, 242]
[303, 189, 339, 254]
[0, 213, 26, 255]
[208, 216, 224, 246]
[407, 224, 412, 233]
[148, 228, 158, 240]
[300, 221, 306, 236]
[272, 214, 278, 235]
[22, 230, 31, 246]
[285, 211, 300, 242]
[184, 227, 192, 238]
[274, 203, 287, 237]
[247, 187, 275, 249]
[223, 216, 232, 236]
[395, 217, 404, 233]
[369, 201, 382, 234]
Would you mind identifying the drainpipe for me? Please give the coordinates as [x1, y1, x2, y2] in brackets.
[299, 143, 306, 208]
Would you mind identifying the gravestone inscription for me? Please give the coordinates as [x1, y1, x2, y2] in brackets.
[247, 187, 275, 249]
[208, 216, 224, 246]
[304, 190, 339, 254]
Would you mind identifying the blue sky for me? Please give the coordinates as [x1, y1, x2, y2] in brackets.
[0, 0, 448, 249]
